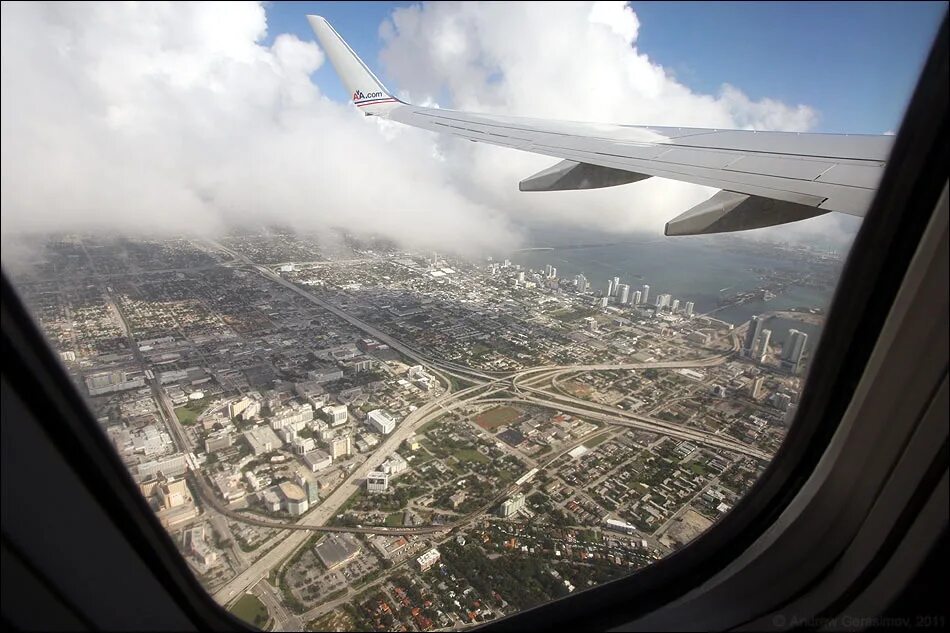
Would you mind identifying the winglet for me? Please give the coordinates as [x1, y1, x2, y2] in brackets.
[307, 15, 402, 116]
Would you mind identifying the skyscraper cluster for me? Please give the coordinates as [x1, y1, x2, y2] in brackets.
[535, 265, 698, 318]
[742, 317, 808, 371]
[584, 276, 696, 317]
[575, 273, 588, 293]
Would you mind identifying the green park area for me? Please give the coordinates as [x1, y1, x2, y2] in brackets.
[418, 418, 443, 434]
[583, 433, 610, 449]
[174, 397, 208, 425]
[454, 448, 490, 464]
[229, 593, 268, 628]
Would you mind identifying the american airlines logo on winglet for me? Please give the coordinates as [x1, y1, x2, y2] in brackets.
[353, 89, 385, 101]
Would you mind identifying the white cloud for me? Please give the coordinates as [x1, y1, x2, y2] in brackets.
[377, 1, 824, 238]
[0, 1, 517, 255]
[2, 1, 838, 257]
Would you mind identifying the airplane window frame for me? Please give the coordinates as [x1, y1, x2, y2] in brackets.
[1, 13, 946, 633]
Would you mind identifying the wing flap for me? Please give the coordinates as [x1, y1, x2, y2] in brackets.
[519, 159, 651, 192]
[816, 164, 885, 189]
[655, 147, 738, 169]
[723, 156, 834, 181]
[664, 191, 829, 236]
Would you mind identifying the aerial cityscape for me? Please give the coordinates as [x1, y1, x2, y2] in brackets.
[5, 229, 841, 631]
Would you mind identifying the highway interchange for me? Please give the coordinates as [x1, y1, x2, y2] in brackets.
[189, 241, 771, 607]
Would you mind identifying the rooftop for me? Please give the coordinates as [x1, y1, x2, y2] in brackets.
[277, 481, 307, 503]
[314, 533, 362, 570]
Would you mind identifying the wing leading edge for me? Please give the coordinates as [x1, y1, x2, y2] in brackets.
[307, 15, 893, 236]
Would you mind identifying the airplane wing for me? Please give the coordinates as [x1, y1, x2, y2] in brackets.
[307, 15, 893, 236]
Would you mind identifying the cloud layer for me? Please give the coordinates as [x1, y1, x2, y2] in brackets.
[1, 1, 853, 256]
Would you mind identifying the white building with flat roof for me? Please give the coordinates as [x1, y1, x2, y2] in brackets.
[322, 404, 348, 426]
[292, 437, 316, 455]
[381, 452, 408, 476]
[244, 426, 282, 456]
[270, 401, 314, 431]
[260, 488, 281, 512]
[367, 409, 396, 435]
[204, 430, 232, 453]
[85, 369, 146, 396]
[605, 518, 637, 534]
[417, 548, 441, 572]
[366, 471, 389, 493]
[136, 453, 187, 481]
[302, 449, 333, 473]
[278, 481, 309, 516]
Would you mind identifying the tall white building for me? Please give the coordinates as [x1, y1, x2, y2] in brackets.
[612, 276, 620, 295]
[229, 396, 255, 419]
[685, 301, 695, 317]
[641, 284, 650, 305]
[549, 266, 557, 278]
[757, 329, 772, 363]
[633, 290, 642, 305]
[367, 409, 396, 435]
[744, 315, 767, 358]
[656, 293, 673, 309]
[606, 279, 614, 297]
[330, 434, 351, 459]
[617, 284, 630, 305]
[498, 493, 526, 517]
[781, 329, 809, 374]
[671, 298, 680, 313]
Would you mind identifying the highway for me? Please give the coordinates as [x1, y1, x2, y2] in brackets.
[196, 240, 771, 610]
[468, 396, 770, 460]
[209, 379, 506, 604]
[208, 351, 766, 604]
[252, 578, 301, 632]
[207, 239, 499, 384]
